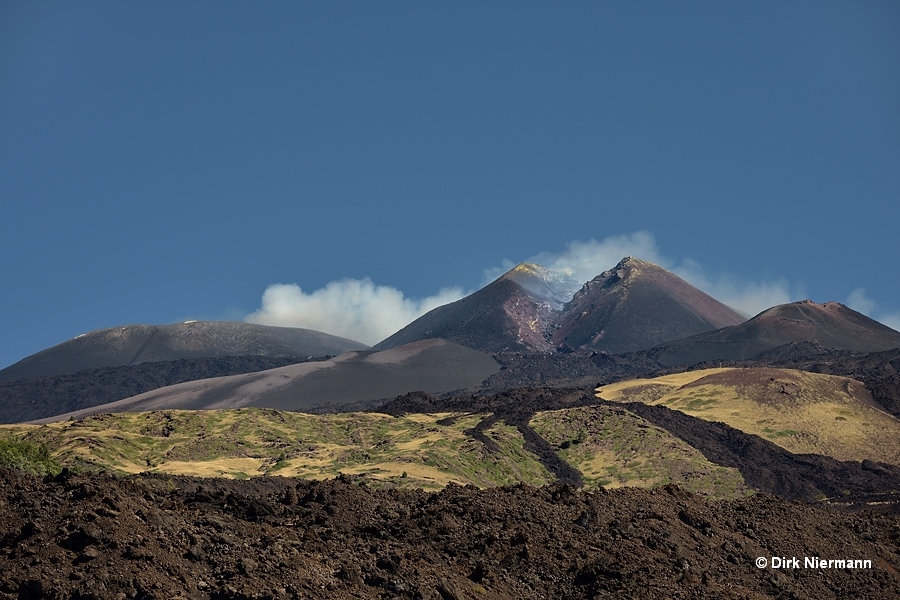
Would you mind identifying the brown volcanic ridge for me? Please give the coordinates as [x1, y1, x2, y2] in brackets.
[552, 257, 745, 354]
[376, 257, 745, 355]
[654, 300, 900, 367]
[0, 321, 369, 383]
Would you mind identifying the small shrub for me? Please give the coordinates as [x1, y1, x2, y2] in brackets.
[0, 438, 61, 476]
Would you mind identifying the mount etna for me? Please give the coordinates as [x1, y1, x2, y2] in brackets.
[3, 257, 899, 425]
[2, 256, 900, 598]
[374, 257, 746, 354]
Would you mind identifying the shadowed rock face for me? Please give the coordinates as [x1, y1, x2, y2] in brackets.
[376, 258, 746, 355]
[551, 257, 746, 354]
[654, 300, 900, 367]
[0, 321, 369, 382]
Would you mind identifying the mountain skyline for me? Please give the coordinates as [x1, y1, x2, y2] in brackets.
[9, 255, 900, 424]
[3, 244, 900, 370]
[3, 3, 898, 369]
[373, 256, 750, 355]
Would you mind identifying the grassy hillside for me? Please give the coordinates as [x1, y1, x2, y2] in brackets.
[0, 406, 747, 499]
[530, 405, 745, 497]
[596, 367, 900, 465]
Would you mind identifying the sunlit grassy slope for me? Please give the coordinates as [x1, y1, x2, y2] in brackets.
[596, 367, 900, 465]
[1, 406, 747, 498]
[530, 406, 745, 497]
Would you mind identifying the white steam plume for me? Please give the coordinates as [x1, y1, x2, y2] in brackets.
[488, 231, 803, 317]
[846, 288, 877, 315]
[481, 231, 664, 287]
[245, 231, 898, 345]
[245, 278, 465, 345]
[669, 258, 799, 318]
[883, 314, 900, 332]
[846, 288, 900, 332]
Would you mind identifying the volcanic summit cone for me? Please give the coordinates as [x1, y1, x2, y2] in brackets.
[655, 300, 900, 366]
[373, 263, 578, 353]
[377, 257, 744, 355]
[551, 257, 746, 354]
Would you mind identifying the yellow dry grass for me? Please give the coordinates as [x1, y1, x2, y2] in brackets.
[597, 368, 900, 465]
[154, 458, 265, 478]
[1, 409, 553, 488]
[596, 368, 732, 401]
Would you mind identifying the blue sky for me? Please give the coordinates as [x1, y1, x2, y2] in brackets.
[2, 2, 899, 367]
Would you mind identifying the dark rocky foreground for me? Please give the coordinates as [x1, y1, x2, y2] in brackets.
[2, 469, 899, 599]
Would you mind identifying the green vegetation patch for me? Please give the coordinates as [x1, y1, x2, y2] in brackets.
[530, 406, 747, 500]
[0, 436, 61, 476]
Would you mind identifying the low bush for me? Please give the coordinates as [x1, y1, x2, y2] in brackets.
[0, 437, 61, 476]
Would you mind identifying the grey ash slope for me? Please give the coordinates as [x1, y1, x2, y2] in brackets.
[33, 339, 499, 422]
[0, 321, 368, 382]
[653, 300, 900, 367]
[375, 257, 746, 355]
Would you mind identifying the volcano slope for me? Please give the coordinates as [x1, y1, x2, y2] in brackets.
[2, 468, 899, 599]
[0, 321, 370, 424]
[654, 300, 900, 367]
[0, 355, 314, 424]
[735, 347, 900, 418]
[596, 367, 900, 465]
[8, 386, 900, 507]
[3, 397, 751, 499]
[0, 321, 368, 382]
[381, 387, 900, 507]
[28, 340, 500, 422]
[552, 257, 746, 354]
[372, 264, 568, 353]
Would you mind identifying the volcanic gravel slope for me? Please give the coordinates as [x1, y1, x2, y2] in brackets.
[0, 321, 368, 382]
[749, 347, 900, 418]
[0, 356, 313, 424]
[2, 469, 899, 599]
[30, 340, 499, 423]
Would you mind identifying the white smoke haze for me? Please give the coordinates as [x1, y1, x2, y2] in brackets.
[480, 231, 664, 287]
[882, 314, 900, 332]
[244, 230, 899, 344]
[845, 288, 900, 332]
[669, 258, 800, 318]
[489, 231, 802, 318]
[245, 278, 465, 345]
[846, 288, 877, 315]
